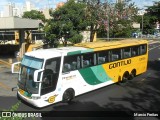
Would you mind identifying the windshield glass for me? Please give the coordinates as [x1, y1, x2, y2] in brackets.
[21, 55, 43, 69]
[18, 56, 43, 94]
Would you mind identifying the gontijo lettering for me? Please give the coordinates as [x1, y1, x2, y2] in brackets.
[109, 59, 131, 69]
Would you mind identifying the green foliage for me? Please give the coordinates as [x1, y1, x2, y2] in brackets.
[85, 0, 138, 39]
[22, 10, 46, 22]
[134, 1, 160, 34]
[44, 0, 88, 47]
[142, 1, 160, 34]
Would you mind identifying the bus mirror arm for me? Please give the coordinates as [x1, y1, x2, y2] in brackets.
[12, 86, 18, 91]
[34, 69, 44, 82]
[11, 62, 21, 74]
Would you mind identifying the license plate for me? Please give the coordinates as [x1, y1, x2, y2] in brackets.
[19, 89, 25, 95]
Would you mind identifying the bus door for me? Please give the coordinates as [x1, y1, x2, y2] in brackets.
[40, 57, 61, 96]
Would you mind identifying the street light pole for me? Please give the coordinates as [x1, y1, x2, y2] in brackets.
[140, 9, 144, 39]
[107, 2, 110, 41]
[141, 14, 143, 38]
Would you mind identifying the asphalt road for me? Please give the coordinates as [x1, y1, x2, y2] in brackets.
[0, 41, 160, 120]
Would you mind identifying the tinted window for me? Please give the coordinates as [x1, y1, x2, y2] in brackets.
[82, 53, 94, 68]
[41, 57, 61, 95]
[140, 44, 147, 55]
[97, 50, 109, 64]
[63, 55, 81, 73]
[123, 47, 131, 59]
[131, 46, 140, 57]
[111, 49, 121, 61]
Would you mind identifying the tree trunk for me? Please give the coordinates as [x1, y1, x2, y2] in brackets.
[90, 25, 96, 42]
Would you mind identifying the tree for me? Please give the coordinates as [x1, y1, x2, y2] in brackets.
[142, 1, 160, 34]
[109, 0, 138, 38]
[84, 0, 138, 40]
[22, 10, 46, 22]
[44, 0, 88, 47]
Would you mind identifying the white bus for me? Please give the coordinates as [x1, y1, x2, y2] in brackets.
[12, 39, 148, 108]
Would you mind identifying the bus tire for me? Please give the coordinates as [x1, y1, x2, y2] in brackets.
[121, 72, 129, 83]
[129, 69, 136, 80]
[63, 88, 75, 103]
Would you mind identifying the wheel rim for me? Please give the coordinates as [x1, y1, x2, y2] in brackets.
[64, 92, 71, 101]
[121, 73, 128, 83]
[129, 70, 136, 80]
[122, 76, 127, 83]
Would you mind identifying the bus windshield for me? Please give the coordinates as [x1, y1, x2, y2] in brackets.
[18, 56, 44, 94]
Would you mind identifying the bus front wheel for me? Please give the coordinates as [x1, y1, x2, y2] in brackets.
[63, 89, 75, 103]
[129, 69, 136, 80]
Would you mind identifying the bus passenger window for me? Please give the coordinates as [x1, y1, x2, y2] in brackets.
[83, 60, 90, 67]
[112, 54, 119, 61]
[71, 61, 77, 70]
[132, 46, 139, 57]
[140, 45, 147, 55]
[111, 49, 121, 61]
[63, 63, 71, 72]
[97, 50, 108, 64]
[123, 48, 131, 58]
[98, 57, 106, 64]
[82, 53, 94, 68]
[63, 55, 80, 73]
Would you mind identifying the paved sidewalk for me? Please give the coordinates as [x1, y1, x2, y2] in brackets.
[0, 63, 17, 97]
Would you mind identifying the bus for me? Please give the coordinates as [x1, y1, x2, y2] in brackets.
[11, 39, 148, 108]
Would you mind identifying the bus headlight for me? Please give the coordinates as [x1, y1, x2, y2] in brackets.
[31, 96, 41, 100]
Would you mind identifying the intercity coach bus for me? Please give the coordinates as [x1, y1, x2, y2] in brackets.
[11, 39, 148, 108]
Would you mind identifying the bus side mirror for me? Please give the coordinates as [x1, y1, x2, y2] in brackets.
[11, 62, 21, 74]
[34, 69, 44, 82]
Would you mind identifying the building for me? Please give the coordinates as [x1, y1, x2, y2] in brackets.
[22, 1, 37, 12]
[3, 2, 14, 17]
[0, 11, 3, 17]
[42, 8, 52, 19]
[116, 0, 124, 3]
[13, 7, 22, 17]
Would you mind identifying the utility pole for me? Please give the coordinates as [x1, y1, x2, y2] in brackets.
[105, 0, 113, 41]
[142, 14, 144, 38]
[139, 9, 144, 38]
[107, 1, 110, 41]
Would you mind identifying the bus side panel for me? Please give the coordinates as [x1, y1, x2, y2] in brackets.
[102, 55, 148, 82]
[79, 65, 112, 85]
[133, 55, 148, 75]
[61, 65, 115, 97]
[61, 70, 94, 96]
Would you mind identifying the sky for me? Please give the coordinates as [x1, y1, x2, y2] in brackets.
[0, 0, 67, 11]
[0, 0, 159, 11]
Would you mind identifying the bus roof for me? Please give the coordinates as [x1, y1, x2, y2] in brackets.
[74, 39, 148, 51]
[25, 46, 88, 59]
[25, 39, 148, 59]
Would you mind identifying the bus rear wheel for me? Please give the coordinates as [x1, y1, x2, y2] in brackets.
[120, 72, 129, 84]
[63, 89, 75, 103]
